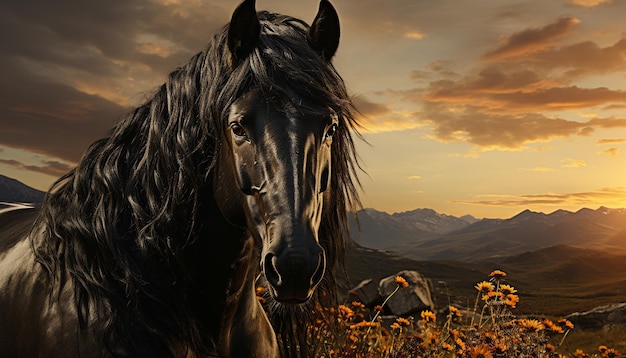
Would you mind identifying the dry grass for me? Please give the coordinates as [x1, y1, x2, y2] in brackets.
[275, 270, 623, 357]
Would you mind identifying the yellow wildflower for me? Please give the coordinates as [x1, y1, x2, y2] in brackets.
[504, 294, 519, 308]
[558, 318, 574, 329]
[468, 344, 493, 358]
[421, 310, 436, 323]
[499, 284, 516, 295]
[396, 317, 411, 326]
[475, 281, 495, 293]
[337, 304, 354, 318]
[449, 305, 462, 317]
[489, 269, 507, 279]
[395, 275, 409, 288]
[517, 319, 544, 332]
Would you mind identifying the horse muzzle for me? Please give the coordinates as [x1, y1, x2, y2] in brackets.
[262, 244, 326, 304]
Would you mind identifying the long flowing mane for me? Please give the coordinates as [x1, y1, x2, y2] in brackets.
[32, 10, 360, 357]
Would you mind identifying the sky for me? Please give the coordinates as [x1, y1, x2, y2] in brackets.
[1, 0, 626, 218]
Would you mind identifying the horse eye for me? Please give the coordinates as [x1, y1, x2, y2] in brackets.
[230, 123, 248, 139]
[324, 124, 338, 140]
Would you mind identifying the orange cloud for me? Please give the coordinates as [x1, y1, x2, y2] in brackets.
[597, 138, 625, 145]
[561, 158, 587, 168]
[519, 167, 555, 172]
[352, 96, 422, 133]
[420, 102, 597, 150]
[597, 147, 619, 156]
[482, 17, 580, 61]
[567, 0, 613, 7]
[452, 187, 626, 207]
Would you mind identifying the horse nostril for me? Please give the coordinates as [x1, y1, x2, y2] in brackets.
[263, 253, 282, 287]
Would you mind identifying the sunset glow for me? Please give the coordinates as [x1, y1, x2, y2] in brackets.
[1, 0, 625, 218]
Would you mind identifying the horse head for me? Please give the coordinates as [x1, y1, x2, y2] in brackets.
[216, 0, 342, 304]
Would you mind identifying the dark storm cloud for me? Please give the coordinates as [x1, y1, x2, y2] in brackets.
[0, 0, 234, 161]
[0, 58, 127, 162]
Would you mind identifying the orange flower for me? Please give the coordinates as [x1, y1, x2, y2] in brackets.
[489, 269, 507, 280]
[449, 305, 462, 318]
[558, 318, 574, 329]
[421, 310, 436, 323]
[374, 305, 384, 312]
[517, 319, 544, 332]
[338, 304, 354, 318]
[351, 301, 365, 310]
[475, 281, 495, 293]
[574, 349, 591, 358]
[504, 294, 519, 308]
[395, 275, 409, 288]
[493, 342, 507, 355]
[396, 317, 411, 326]
[543, 319, 564, 333]
[390, 322, 401, 330]
[349, 321, 379, 329]
[468, 344, 493, 358]
[442, 342, 453, 351]
[546, 343, 555, 352]
[499, 284, 517, 295]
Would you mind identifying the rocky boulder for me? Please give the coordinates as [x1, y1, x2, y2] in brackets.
[349, 270, 434, 316]
[566, 302, 626, 330]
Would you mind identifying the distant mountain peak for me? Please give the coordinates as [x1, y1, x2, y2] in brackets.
[0, 175, 45, 203]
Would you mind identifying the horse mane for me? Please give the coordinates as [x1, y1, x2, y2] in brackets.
[33, 11, 360, 358]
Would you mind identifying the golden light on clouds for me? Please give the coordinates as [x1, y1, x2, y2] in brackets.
[482, 17, 580, 61]
[452, 187, 626, 208]
[403, 31, 425, 40]
[561, 158, 587, 168]
[567, 0, 613, 7]
[519, 167, 555, 172]
[2, 0, 626, 218]
[598, 147, 619, 156]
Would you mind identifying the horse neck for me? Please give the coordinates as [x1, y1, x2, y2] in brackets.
[184, 190, 259, 352]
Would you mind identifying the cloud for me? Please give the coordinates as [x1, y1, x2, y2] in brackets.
[408, 175, 422, 180]
[597, 147, 619, 156]
[419, 102, 592, 150]
[561, 158, 587, 168]
[452, 187, 626, 207]
[567, 0, 613, 7]
[0, 158, 72, 177]
[389, 20, 626, 150]
[519, 167, 555, 172]
[597, 138, 625, 145]
[403, 31, 425, 40]
[352, 96, 422, 133]
[526, 39, 626, 81]
[0, 60, 127, 162]
[482, 17, 580, 61]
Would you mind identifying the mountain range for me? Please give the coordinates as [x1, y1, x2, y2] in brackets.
[3, 174, 626, 264]
[349, 206, 626, 262]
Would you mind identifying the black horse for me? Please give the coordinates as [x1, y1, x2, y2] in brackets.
[0, 0, 361, 356]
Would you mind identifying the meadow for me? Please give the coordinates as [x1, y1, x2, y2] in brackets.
[269, 269, 625, 357]
[275, 245, 626, 357]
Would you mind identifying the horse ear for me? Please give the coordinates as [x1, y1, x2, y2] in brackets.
[307, 0, 340, 61]
[228, 0, 261, 63]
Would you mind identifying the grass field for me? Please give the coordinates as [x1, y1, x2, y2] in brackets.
[342, 245, 626, 355]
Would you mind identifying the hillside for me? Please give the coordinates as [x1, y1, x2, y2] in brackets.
[0, 175, 45, 203]
[345, 243, 626, 317]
